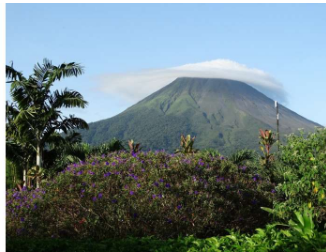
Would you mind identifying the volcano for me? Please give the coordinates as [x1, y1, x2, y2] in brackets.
[81, 78, 320, 154]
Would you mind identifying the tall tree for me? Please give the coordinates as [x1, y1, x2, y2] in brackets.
[6, 101, 35, 188]
[6, 59, 89, 187]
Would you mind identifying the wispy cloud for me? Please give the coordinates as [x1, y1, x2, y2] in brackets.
[94, 59, 286, 104]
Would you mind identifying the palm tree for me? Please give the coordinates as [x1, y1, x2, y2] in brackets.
[6, 62, 23, 81]
[43, 131, 88, 175]
[229, 149, 256, 167]
[6, 59, 89, 187]
[6, 101, 35, 188]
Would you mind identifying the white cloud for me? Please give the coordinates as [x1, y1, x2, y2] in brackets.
[94, 59, 286, 104]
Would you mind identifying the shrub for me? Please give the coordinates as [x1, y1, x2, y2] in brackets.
[273, 128, 326, 225]
[6, 151, 274, 239]
[7, 209, 326, 252]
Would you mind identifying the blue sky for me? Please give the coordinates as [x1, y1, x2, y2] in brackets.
[6, 4, 326, 126]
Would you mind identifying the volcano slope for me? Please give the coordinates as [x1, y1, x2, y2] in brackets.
[81, 77, 320, 154]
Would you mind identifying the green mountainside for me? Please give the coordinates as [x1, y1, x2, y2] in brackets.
[80, 78, 321, 154]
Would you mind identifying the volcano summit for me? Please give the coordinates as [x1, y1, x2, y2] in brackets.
[81, 78, 320, 154]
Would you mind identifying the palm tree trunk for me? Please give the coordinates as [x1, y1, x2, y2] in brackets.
[36, 141, 42, 188]
[23, 169, 26, 187]
[36, 142, 42, 167]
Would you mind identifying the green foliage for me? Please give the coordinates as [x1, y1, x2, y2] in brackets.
[229, 149, 257, 167]
[89, 138, 126, 156]
[6, 62, 23, 81]
[175, 134, 199, 154]
[42, 138, 126, 178]
[6, 59, 89, 187]
[6, 151, 273, 239]
[7, 210, 326, 252]
[200, 148, 221, 157]
[27, 166, 45, 188]
[273, 128, 326, 224]
[259, 129, 277, 182]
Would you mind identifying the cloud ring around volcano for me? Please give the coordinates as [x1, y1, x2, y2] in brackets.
[94, 59, 286, 104]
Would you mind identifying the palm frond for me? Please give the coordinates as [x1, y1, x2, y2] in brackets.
[50, 88, 88, 109]
[229, 149, 257, 166]
[33, 58, 54, 85]
[6, 63, 23, 81]
[59, 115, 89, 134]
[47, 62, 84, 85]
[10, 84, 36, 110]
[6, 140, 25, 163]
[64, 131, 82, 144]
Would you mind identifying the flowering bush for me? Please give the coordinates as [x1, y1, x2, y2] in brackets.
[7, 209, 326, 252]
[273, 128, 326, 223]
[7, 151, 274, 239]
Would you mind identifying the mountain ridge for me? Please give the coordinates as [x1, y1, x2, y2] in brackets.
[80, 77, 321, 154]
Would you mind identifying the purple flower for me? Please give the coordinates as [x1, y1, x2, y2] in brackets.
[158, 194, 163, 199]
[112, 199, 118, 204]
[165, 183, 171, 188]
[92, 197, 97, 202]
[88, 170, 95, 175]
[253, 174, 260, 182]
[271, 189, 276, 194]
[111, 162, 116, 166]
[77, 171, 83, 176]
[20, 217, 25, 222]
[152, 194, 156, 199]
[91, 162, 96, 166]
[129, 191, 135, 195]
[105, 162, 110, 165]
[177, 205, 182, 210]
[239, 166, 247, 171]
[198, 160, 204, 166]
[159, 178, 164, 183]
[137, 183, 141, 188]
[183, 159, 191, 164]
[216, 176, 224, 182]
[98, 193, 103, 199]
[104, 172, 111, 177]
[220, 156, 225, 160]
[153, 182, 159, 187]
[141, 168, 146, 172]
[194, 191, 199, 195]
